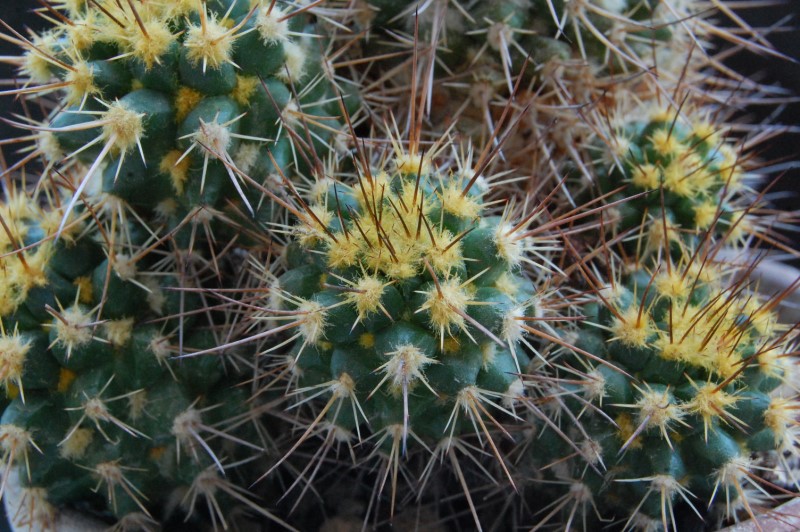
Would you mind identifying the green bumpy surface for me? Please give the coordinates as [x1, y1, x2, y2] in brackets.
[24, 0, 345, 223]
[0, 195, 254, 525]
[528, 260, 795, 528]
[272, 153, 545, 447]
[597, 109, 749, 256]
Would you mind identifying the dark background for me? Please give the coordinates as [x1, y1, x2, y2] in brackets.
[723, 2, 800, 264]
[0, 1, 797, 240]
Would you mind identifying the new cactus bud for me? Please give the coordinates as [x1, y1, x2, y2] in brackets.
[595, 108, 756, 260]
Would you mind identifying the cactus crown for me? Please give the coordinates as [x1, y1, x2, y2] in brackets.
[533, 251, 798, 529]
[263, 130, 564, 468]
[598, 108, 752, 258]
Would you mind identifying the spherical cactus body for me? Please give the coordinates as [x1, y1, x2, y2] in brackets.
[0, 193, 266, 528]
[528, 257, 798, 529]
[597, 109, 750, 258]
[8, 0, 344, 230]
[269, 145, 561, 457]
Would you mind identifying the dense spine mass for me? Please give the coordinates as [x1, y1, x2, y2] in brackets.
[0, 0, 348, 528]
[270, 143, 552, 457]
[0, 192, 272, 527]
[6, 0, 343, 228]
[528, 255, 797, 530]
[0, 0, 796, 531]
[596, 108, 754, 258]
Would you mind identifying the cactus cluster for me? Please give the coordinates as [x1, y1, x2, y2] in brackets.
[0, 0, 349, 528]
[356, 0, 665, 79]
[350, 0, 692, 151]
[0, 1, 796, 531]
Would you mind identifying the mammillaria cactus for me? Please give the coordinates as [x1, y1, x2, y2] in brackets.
[239, 118, 583, 520]
[2, 0, 343, 230]
[526, 251, 799, 530]
[346, 0, 703, 151]
[0, 190, 287, 528]
[594, 107, 756, 259]
[0, 1, 796, 530]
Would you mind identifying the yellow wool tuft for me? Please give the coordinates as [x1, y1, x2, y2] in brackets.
[254, 5, 290, 43]
[57, 368, 78, 393]
[494, 272, 520, 296]
[439, 182, 482, 220]
[610, 305, 652, 348]
[297, 299, 327, 345]
[102, 102, 145, 154]
[441, 337, 461, 355]
[184, 15, 236, 70]
[685, 383, 739, 436]
[66, 11, 98, 52]
[650, 129, 683, 157]
[630, 163, 660, 190]
[379, 344, 437, 395]
[326, 236, 361, 270]
[175, 87, 204, 123]
[694, 201, 718, 229]
[635, 386, 684, 436]
[615, 413, 642, 449]
[422, 228, 464, 275]
[662, 159, 693, 197]
[0, 333, 31, 390]
[345, 276, 387, 320]
[419, 278, 471, 338]
[233, 76, 260, 106]
[395, 152, 431, 177]
[126, 20, 176, 69]
[60, 428, 93, 460]
[358, 333, 375, 349]
[103, 318, 134, 348]
[160, 150, 191, 194]
[277, 42, 307, 82]
[64, 61, 100, 105]
[654, 270, 691, 300]
[691, 119, 720, 146]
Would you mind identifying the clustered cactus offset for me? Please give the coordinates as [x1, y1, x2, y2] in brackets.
[6, 0, 343, 228]
[0, 190, 278, 528]
[530, 253, 798, 530]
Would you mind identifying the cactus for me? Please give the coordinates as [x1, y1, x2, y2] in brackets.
[0, 189, 289, 528]
[239, 120, 582, 524]
[280, 148, 533, 438]
[0, 1, 351, 528]
[525, 251, 799, 530]
[0, 1, 795, 531]
[594, 107, 755, 260]
[345, 1, 686, 144]
[2, 0, 346, 233]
